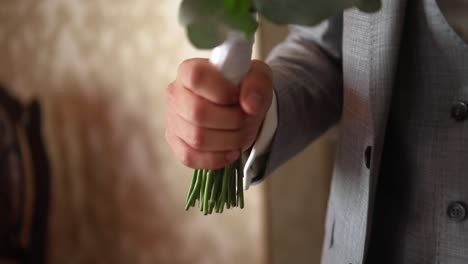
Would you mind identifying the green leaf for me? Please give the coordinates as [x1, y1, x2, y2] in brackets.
[179, 0, 257, 49]
[253, 0, 381, 26]
[222, 0, 251, 16]
[186, 22, 227, 49]
[221, 0, 258, 38]
[355, 0, 382, 13]
[225, 12, 258, 37]
[179, 0, 381, 49]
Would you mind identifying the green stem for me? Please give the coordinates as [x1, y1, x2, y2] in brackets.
[218, 166, 230, 212]
[226, 164, 233, 209]
[185, 169, 198, 208]
[204, 170, 214, 215]
[230, 166, 237, 207]
[185, 169, 202, 210]
[237, 154, 245, 209]
[200, 170, 207, 211]
[209, 169, 222, 214]
[185, 157, 246, 213]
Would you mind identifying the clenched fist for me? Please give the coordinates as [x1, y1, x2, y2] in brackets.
[165, 58, 273, 169]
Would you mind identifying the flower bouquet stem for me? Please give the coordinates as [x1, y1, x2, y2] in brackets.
[178, 0, 382, 214]
[185, 29, 254, 214]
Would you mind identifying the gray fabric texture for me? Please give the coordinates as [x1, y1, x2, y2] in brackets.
[250, 0, 468, 263]
[252, 1, 407, 262]
[367, 0, 468, 263]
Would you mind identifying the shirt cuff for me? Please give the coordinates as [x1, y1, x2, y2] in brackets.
[243, 91, 278, 190]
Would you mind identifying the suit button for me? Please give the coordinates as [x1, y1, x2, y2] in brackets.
[364, 146, 372, 169]
[451, 101, 468, 121]
[447, 202, 467, 222]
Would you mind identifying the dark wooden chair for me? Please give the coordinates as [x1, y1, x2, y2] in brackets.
[0, 85, 50, 264]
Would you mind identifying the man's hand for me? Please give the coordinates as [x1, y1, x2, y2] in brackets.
[165, 58, 273, 169]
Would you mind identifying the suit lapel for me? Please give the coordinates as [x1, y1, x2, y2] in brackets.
[368, 0, 408, 139]
[344, 0, 408, 135]
[342, 0, 409, 256]
[364, 0, 409, 255]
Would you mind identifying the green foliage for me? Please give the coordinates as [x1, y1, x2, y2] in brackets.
[222, 0, 251, 15]
[179, 0, 258, 49]
[179, 0, 382, 49]
[356, 0, 382, 12]
[186, 22, 226, 49]
[254, 0, 382, 26]
[179, 0, 383, 214]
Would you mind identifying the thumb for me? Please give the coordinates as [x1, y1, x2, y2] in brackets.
[239, 60, 273, 116]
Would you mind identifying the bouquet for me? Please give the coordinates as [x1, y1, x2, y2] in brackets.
[179, 0, 381, 214]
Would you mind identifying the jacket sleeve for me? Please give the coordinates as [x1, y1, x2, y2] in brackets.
[247, 13, 344, 185]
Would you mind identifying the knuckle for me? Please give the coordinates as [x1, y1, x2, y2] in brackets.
[189, 63, 205, 88]
[179, 59, 194, 71]
[167, 81, 177, 92]
[166, 82, 177, 102]
[180, 147, 195, 168]
[177, 60, 190, 77]
[191, 99, 206, 124]
[188, 127, 205, 149]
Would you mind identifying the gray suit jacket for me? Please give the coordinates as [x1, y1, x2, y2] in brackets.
[254, 1, 408, 263]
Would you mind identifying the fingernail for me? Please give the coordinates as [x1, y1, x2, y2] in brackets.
[247, 92, 263, 112]
[225, 151, 240, 162]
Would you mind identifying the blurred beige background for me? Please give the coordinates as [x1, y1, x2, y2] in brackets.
[0, 1, 335, 264]
[257, 21, 337, 264]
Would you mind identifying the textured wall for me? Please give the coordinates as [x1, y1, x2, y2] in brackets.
[258, 20, 336, 264]
[0, 1, 265, 264]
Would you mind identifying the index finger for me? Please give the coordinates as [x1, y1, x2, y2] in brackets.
[178, 58, 239, 105]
